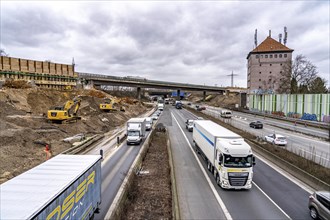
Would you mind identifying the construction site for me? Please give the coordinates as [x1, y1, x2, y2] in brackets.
[0, 56, 240, 184]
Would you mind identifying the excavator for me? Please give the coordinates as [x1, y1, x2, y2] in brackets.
[47, 97, 81, 123]
[100, 98, 125, 112]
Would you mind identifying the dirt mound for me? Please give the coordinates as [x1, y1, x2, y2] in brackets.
[0, 88, 152, 184]
[188, 92, 240, 108]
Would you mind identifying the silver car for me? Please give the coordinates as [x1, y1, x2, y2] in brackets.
[309, 191, 330, 220]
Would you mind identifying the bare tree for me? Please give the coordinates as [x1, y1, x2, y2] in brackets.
[278, 54, 318, 94]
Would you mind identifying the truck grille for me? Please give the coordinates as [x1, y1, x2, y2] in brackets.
[228, 172, 248, 186]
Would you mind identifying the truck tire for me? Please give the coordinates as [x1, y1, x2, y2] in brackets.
[310, 207, 318, 219]
[207, 161, 211, 171]
[216, 175, 221, 186]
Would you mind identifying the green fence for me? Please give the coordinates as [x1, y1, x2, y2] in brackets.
[248, 94, 330, 122]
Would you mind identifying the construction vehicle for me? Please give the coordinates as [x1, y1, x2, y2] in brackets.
[100, 98, 125, 112]
[47, 97, 81, 123]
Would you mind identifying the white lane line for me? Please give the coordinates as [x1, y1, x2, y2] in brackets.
[171, 112, 232, 220]
[253, 182, 291, 219]
[255, 153, 314, 194]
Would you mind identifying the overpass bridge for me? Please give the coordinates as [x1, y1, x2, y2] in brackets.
[78, 72, 227, 99]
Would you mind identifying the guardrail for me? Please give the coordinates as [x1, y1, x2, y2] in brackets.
[242, 109, 330, 130]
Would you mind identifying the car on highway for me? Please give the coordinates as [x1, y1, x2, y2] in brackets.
[185, 119, 194, 132]
[197, 106, 206, 111]
[249, 121, 263, 129]
[264, 134, 287, 146]
[151, 114, 158, 120]
[308, 191, 330, 220]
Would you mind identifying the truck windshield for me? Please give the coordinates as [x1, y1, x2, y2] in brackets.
[128, 131, 140, 136]
[223, 154, 252, 168]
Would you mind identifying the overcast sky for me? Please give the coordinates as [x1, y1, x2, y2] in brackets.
[1, 1, 329, 87]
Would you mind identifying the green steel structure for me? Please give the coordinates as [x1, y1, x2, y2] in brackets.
[249, 94, 330, 122]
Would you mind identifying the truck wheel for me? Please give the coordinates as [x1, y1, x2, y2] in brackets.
[216, 175, 220, 186]
[310, 207, 318, 219]
[207, 161, 211, 171]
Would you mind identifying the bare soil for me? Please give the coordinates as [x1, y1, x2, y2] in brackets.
[0, 88, 152, 184]
[121, 130, 172, 220]
[188, 91, 240, 108]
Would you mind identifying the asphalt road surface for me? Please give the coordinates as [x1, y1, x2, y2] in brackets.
[167, 105, 311, 219]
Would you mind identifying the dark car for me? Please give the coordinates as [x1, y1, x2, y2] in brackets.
[309, 191, 330, 220]
[249, 121, 263, 129]
[197, 106, 206, 111]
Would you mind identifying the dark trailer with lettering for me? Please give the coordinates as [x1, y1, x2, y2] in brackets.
[0, 154, 102, 220]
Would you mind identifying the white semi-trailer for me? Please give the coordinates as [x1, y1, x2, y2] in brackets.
[0, 154, 102, 220]
[193, 120, 255, 189]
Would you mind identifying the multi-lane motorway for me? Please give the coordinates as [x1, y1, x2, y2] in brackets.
[201, 105, 330, 168]
[87, 104, 321, 219]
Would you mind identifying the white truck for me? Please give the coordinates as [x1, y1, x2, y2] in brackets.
[127, 118, 146, 145]
[145, 117, 153, 131]
[193, 120, 255, 189]
[157, 103, 164, 111]
[0, 154, 102, 220]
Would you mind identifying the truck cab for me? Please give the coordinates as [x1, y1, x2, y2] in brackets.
[145, 117, 153, 131]
[127, 124, 143, 145]
[175, 101, 182, 109]
[126, 118, 146, 145]
[158, 103, 164, 111]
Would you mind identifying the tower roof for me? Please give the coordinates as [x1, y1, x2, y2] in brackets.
[247, 36, 293, 59]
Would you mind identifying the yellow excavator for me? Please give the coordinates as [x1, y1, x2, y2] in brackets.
[100, 98, 125, 112]
[47, 97, 81, 123]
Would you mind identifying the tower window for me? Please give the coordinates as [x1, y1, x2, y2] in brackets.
[259, 79, 261, 81]
[256, 55, 259, 58]
[284, 54, 287, 58]
[270, 64, 272, 66]
[265, 55, 268, 58]
[279, 54, 282, 58]
[259, 72, 261, 74]
[275, 54, 278, 58]
[270, 55, 273, 58]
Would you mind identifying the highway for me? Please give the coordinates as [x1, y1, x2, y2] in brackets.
[84, 104, 315, 219]
[200, 105, 330, 168]
[166, 105, 311, 219]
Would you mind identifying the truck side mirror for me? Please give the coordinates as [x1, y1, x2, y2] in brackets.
[219, 154, 223, 165]
[252, 156, 256, 165]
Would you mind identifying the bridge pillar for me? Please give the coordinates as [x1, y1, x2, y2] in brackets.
[137, 87, 141, 100]
[177, 89, 180, 100]
[84, 80, 94, 89]
[203, 91, 206, 101]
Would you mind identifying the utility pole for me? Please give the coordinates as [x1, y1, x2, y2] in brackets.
[227, 71, 238, 87]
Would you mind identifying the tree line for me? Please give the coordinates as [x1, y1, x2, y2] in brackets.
[277, 54, 328, 94]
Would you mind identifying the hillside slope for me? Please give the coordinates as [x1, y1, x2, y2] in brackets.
[0, 88, 152, 183]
